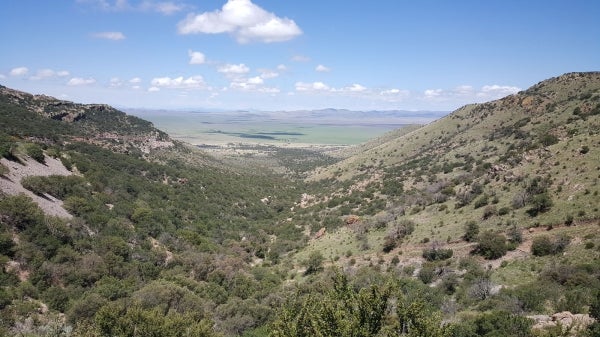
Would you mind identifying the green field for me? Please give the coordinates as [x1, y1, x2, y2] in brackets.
[128, 109, 440, 145]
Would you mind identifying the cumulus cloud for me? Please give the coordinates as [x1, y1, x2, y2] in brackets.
[92, 31, 126, 40]
[177, 0, 302, 43]
[28, 68, 69, 80]
[150, 75, 206, 89]
[380, 88, 409, 96]
[67, 77, 96, 86]
[422, 84, 521, 104]
[218, 63, 250, 75]
[148, 86, 160, 92]
[315, 64, 330, 72]
[424, 89, 443, 98]
[276, 64, 287, 71]
[129, 77, 142, 83]
[10, 67, 29, 76]
[481, 85, 521, 96]
[295, 81, 330, 92]
[188, 50, 206, 64]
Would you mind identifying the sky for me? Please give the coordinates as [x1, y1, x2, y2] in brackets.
[1, 0, 599, 112]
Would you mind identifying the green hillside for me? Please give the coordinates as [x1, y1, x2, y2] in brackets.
[1, 73, 600, 336]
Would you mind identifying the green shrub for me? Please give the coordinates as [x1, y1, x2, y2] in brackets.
[526, 193, 553, 216]
[0, 162, 8, 176]
[463, 221, 480, 242]
[302, 251, 324, 275]
[25, 143, 45, 163]
[474, 231, 507, 260]
[422, 247, 453, 261]
[531, 234, 570, 256]
[418, 263, 437, 284]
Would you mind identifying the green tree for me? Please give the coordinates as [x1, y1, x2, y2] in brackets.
[526, 193, 553, 217]
[474, 231, 507, 260]
[0, 194, 44, 229]
[463, 221, 479, 242]
[25, 142, 45, 163]
[302, 251, 324, 275]
[270, 272, 452, 337]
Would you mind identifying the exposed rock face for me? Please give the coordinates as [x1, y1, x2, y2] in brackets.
[0, 155, 72, 218]
[314, 227, 326, 239]
[529, 311, 595, 332]
[0, 85, 175, 154]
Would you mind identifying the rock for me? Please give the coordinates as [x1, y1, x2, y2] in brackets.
[345, 215, 360, 225]
[314, 227, 326, 239]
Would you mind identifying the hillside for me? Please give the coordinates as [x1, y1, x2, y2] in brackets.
[0, 86, 306, 336]
[298, 71, 600, 263]
[0, 73, 599, 337]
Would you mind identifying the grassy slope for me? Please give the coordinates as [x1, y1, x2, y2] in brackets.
[296, 72, 600, 286]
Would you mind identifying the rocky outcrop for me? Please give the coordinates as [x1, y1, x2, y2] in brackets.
[529, 311, 595, 332]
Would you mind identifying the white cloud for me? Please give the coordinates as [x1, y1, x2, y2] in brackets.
[380, 88, 409, 96]
[188, 50, 206, 64]
[28, 68, 71, 80]
[218, 63, 250, 75]
[424, 89, 443, 98]
[315, 64, 330, 72]
[247, 76, 264, 85]
[67, 77, 96, 86]
[454, 85, 474, 95]
[344, 83, 366, 92]
[0, 74, 5, 79]
[177, 0, 302, 43]
[10, 67, 29, 76]
[129, 77, 142, 83]
[92, 31, 126, 40]
[295, 81, 330, 92]
[259, 69, 278, 79]
[481, 84, 520, 96]
[276, 64, 287, 71]
[148, 86, 160, 92]
[150, 75, 206, 89]
[421, 84, 521, 103]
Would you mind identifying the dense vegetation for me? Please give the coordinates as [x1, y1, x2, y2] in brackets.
[1, 73, 600, 336]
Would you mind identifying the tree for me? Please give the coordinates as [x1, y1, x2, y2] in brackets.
[302, 251, 324, 275]
[474, 231, 507, 260]
[531, 235, 570, 256]
[25, 143, 45, 163]
[0, 194, 44, 229]
[270, 272, 452, 337]
[526, 193, 553, 216]
[463, 221, 479, 242]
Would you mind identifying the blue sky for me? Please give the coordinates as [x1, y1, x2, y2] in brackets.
[1, 0, 599, 111]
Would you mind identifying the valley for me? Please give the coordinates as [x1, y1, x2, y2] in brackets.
[0, 72, 599, 337]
